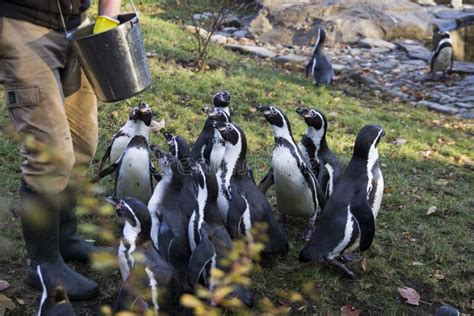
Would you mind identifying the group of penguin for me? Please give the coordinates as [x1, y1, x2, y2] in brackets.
[38, 88, 382, 314]
[306, 27, 454, 86]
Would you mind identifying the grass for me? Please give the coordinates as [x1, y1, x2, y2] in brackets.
[1, 3, 473, 315]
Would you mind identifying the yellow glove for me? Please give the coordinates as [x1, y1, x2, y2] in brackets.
[93, 15, 119, 34]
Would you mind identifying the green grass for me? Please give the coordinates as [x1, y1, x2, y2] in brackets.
[1, 4, 473, 315]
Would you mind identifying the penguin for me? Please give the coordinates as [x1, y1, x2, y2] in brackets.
[257, 105, 326, 240]
[36, 264, 75, 316]
[296, 107, 342, 199]
[305, 27, 334, 85]
[147, 146, 200, 292]
[191, 107, 231, 169]
[98, 101, 154, 172]
[430, 31, 453, 76]
[212, 90, 231, 116]
[187, 160, 254, 307]
[435, 305, 460, 316]
[213, 121, 288, 257]
[92, 134, 156, 204]
[299, 125, 385, 278]
[162, 131, 197, 220]
[162, 131, 191, 160]
[112, 197, 185, 315]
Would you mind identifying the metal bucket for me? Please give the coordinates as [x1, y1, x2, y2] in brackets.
[68, 12, 151, 102]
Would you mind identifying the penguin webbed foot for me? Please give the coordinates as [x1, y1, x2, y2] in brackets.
[341, 252, 362, 263]
[325, 258, 356, 279]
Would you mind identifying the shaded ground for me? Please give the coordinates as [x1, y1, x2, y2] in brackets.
[0, 2, 473, 315]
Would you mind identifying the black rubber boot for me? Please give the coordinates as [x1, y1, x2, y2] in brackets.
[20, 182, 99, 300]
[59, 187, 100, 264]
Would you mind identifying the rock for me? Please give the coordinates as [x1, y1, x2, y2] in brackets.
[459, 75, 474, 85]
[249, 10, 273, 36]
[459, 111, 474, 119]
[192, 12, 212, 21]
[455, 102, 474, 108]
[418, 100, 459, 114]
[332, 63, 345, 74]
[249, 0, 433, 46]
[222, 27, 239, 33]
[457, 95, 474, 103]
[273, 54, 308, 64]
[224, 44, 276, 58]
[434, 10, 474, 29]
[183, 25, 208, 38]
[396, 40, 432, 61]
[359, 38, 397, 50]
[210, 34, 228, 45]
[222, 15, 242, 28]
[233, 30, 248, 39]
[452, 61, 474, 74]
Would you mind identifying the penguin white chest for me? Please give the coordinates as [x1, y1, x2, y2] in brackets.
[433, 47, 452, 72]
[272, 146, 315, 217]
[116, 148, 151, 203]
[210, 134, 226, 173]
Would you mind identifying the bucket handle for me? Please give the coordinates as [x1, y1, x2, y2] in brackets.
[57, 0, 140, 37]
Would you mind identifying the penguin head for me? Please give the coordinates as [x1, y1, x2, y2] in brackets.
[37, 264, 74, 316]
[190, 160, 206, 190]
[257, 105, 293, 138]
[115, 198, 152, 243]
[312, 27, 327, 53]
[208, 108, 231, 123]
[136, 101, 153, 126]
[353, 124, 385, 159]
[438, 31, 451, 40]
[212, 90, 231, 108]
[212, 121, 242, 146]
[151, 145, 182, 177]
[162, 131, 191, 160]
[296, 107, 326, 132]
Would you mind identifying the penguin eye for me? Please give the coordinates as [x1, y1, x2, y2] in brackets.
[311, 111, 317, 117]
[226, 125, 233, 131]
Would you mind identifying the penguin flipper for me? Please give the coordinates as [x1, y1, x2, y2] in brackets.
[187, 229, 215, 289]
[158, 219, 175, 262]
[114, 275, 148, 314]
[318, 166, 331, 201]
[92, 161, 119, 183]
[258, 168, 274, 194]
[227, 193, 247, 239]
[305, 60, 313, 78]
[351, 194, 375, 252]
[98, 142, 112, 172]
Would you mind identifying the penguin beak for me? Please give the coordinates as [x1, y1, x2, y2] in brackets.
[256, 105, 271, 115]
[138, 102, 151, 113]
[162, 131, 173, 142]
[115, 200, 126, 217]
[212, 121, 226, 132]
[296, 107, 309, 117]
[150, 145, 164, 159]
[202, 106, 210, 114]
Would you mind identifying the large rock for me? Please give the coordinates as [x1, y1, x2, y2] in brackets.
[250, 0, 434, 46]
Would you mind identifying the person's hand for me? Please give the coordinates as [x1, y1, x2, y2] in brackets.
[93, 15, 119, 34]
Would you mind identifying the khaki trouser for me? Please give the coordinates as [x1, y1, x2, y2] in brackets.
[0, 17, 98, 194]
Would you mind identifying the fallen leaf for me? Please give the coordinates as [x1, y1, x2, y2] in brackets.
[340, 304, 362, 316]
[432, 271, 445, 280]
[361, 259, 368, 272]
[0, 294, 15, 310]
[0, 280, 10, 291]
[411, 261, 424, 266]
[398, 287, 420, 306]
[435, 179, 449, 186]
[150, 119, 165, 133]
[16, 298, 24, 305]
[402, 232, 417, 242]
[427, 206, 438, 215]
[111, 111, 119, 119]
[391, 138, 407, 146]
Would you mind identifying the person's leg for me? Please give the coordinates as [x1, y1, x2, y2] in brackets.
[0, 17, 98, 299]
[59, 47, 100, 264]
